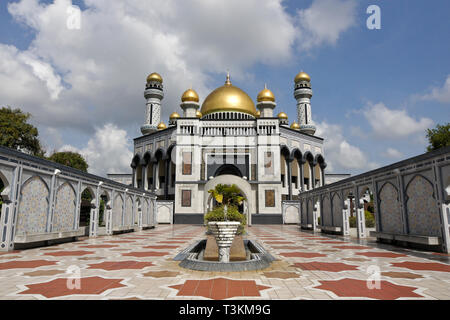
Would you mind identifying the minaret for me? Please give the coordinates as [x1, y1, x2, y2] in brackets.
[256, 84, 276, 118]
[294, 71, 316, 135]
[180, 88, 200, 118]
[141, 72, 164, 135]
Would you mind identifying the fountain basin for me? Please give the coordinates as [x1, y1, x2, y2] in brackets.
[174, 239, 276, 272]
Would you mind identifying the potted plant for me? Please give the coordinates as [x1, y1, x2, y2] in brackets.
[204, 184, 246, 262]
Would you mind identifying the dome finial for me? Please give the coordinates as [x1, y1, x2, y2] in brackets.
[225, 71, 231, 85]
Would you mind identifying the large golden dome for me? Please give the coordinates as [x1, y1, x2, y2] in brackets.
[200, 74, 257, 117]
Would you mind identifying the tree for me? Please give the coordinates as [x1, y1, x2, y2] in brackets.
[426, 123, 450, 152]
[47, 151, 88, 172]
[208, 184, 246, 209]
[0, 107, 45, 156]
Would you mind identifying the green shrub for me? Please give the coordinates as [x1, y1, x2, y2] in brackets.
[204, 205, 246, 235]
[349, 216, 356, 228]
[365, 210, 375, 228]
[317, 217, 321, 225]
[349, 213, 375, 228]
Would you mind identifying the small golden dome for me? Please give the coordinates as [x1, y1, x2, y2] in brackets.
[181, 88, 199, 103]
[290, 122, 300, 130]
[294, 71, 310, 83]
[255, 110, 261, 118]
[200, 73, 257, 117]
[196, 110, 202, 118]
[257, 84, 275, 102]
[157, 122, 167, 130]
[278, 112, 288, 119]
[147, 72, 163, 83]
[169, 112, 181, 119]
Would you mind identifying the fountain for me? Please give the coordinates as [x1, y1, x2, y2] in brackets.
[175, 185, 275, 271]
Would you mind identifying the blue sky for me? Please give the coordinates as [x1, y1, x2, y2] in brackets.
[0, 0, 449, 176]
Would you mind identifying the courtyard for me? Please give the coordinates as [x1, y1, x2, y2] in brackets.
[0, 224, 449, 300]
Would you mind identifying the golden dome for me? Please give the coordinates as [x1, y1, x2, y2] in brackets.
[255, 110, 261, 118]
[290, 122, 300, 130]
[169, 112, 180, 119]
[257, 84, 275, 102]
[200, 73, 257, 117]
[278, 112, 288, 119]
[147, 72, 163, 83]
[196, 110, 202, 118]
[181, 88, 199, 103]
[157, 122, 167, 130]
[294, 71, 310, 83]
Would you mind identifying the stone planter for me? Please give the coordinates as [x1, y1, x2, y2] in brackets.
[207, 221, 241, 263]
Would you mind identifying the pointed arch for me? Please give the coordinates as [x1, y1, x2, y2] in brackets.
[53, 182, 77, 232]
[16, 176, 50, 236]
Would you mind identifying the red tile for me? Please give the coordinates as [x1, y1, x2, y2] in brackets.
[19, 276, 126, 298]
[315, 278, 422, 300]
[169, 278, 270, 300]
[391, 261, 450, 272]
[291, 262, 359, 272]
[280, 252, 327, 258]
[80, 245, 118, 249]
[356, 252, 407, 258]
[43, 250, 94, 257]
[0, 260, 57, 270]
[87, 261, 154, 270]
[143, 245, 179, 249]
[332, 246, 373, 250]
[122, 251, 169, 257]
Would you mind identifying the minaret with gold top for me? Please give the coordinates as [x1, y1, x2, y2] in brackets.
[141, 72, 164, 135]
[294, 71, 316, 135]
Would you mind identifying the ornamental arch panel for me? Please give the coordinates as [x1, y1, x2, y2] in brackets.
[16, 176, 49, 236]
[405, 175, 441, 237]
[378, 182, 403, 234]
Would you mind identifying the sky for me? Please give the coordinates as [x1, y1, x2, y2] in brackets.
[0, 0, 449, 176]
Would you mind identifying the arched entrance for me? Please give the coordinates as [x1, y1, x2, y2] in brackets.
[204, 175, 253, 225]
[214, 164, 243, 177]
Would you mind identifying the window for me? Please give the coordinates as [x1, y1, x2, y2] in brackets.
[182, 152, 192, 175]
[181, 190, 191, 207]
[264, 152, 274, 175]
[265, 190, 275, 207]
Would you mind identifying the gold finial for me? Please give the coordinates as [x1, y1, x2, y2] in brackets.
[225, 71, 231, 85]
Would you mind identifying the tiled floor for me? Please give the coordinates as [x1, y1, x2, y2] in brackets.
[0, 224, 449, 300]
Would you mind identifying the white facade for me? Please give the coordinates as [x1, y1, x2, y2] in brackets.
[131, 72, 327, 224]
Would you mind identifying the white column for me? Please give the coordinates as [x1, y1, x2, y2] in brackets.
[441, 203, 450, 253]
[342, 199, 350, 236]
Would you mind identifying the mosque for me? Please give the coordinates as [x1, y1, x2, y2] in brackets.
[117, 71, 330, 225]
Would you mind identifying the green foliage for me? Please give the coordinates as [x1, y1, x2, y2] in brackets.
[317, 216, 321, 225]
[349, 216, 356, 228]
[208, 184, 246, 208]
[349, 212, 375, 228]
[426, 123, 450, 152]
[0, 107, 45, 156]
[99, 198, 105, 226]
[0, 182, 3, 213]
[81, 189, 93, 201]
[365, 210, 375, 228]
[47, 151, 88, 172]
[204, 205, 246, 235]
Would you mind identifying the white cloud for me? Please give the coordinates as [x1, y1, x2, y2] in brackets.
[363, 102, 433, 139]
[382, 148, 403, 159]
[0, 0, 358, 161]
[316, 121, 378, 173]
[60, 123, 133, 176]
[419, 75, 450, 104]
[296, 0, 358, 50]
